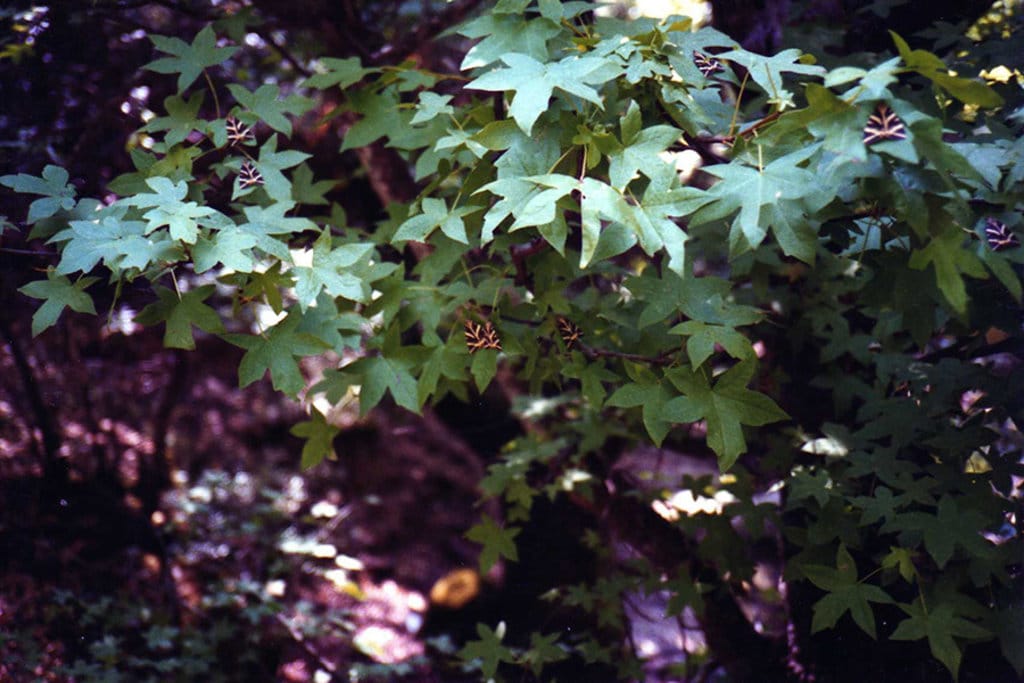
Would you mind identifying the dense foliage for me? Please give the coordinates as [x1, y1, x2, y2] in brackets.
[3, 1, 1022, 680]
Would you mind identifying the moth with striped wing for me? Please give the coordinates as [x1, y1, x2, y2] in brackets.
[556, 317, 583, 350]
[693, 51, 724, 78]
[463, 320, 502, 353]
[984, 218, 1020, 251]
[863, 104, 906, 145]
[225, 116, 255, 146]
[238, 161, 264, 189]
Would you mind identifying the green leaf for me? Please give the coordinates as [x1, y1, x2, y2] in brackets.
[606, 376, 675, 446]
[239, 262, 292, 313]
[664, 567, 705, 617]
[227, 83, 313, 137]
[141, 92, 204, 147]
[521, 632, 569, 676]
[251, 135, 312, 202]
[18, 271, 98, 336]
[471, 348, 500, 393]
[607, 102, 680, 190]
[411, 91, 454, 125]
[51, 209, 178, 275]
[358, 355, 420, 414]
[668, 320, 755, 367]
[477, 174, 575, 245]
[339, 88, 404, 151]
[466, 514, 519, 574]
[134, 285, 225, 350]
[891, 600, 992, 679]
[293, 229, 377, 309]
[881, 546, 917, 583]
[576, 177, 698, 274]
[225, 312, 330, 396]
[694, 145, 820, 258]
[303, 56, 373, 90]
[717, 47, 825, 109]
[890, 32, 1003, 107]
[192, 225, 258, 273]
[393, 197, 476, 244]
[662, 360, 788, 469]
[803, 545, 894, 639]
[458, 12, 559, 70]
[290, 163, 335, 206]
[0, 165, 77, 223]
[882, 496, 992, 569]
[850, 486, 904, 526]
[123, 176, 222, 244]
[458, 622, 516, 679]
[146, 25, 238, 93]
[824, 57, 901, 99]
[236, 202, 316, 261]
[467, 52, 614, 135]
[908, 223, 986, 315]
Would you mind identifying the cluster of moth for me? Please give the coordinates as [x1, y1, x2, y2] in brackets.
[226, 116, 264, 189]
[462, 317, 583, 355]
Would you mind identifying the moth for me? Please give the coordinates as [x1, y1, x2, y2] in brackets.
[984, 217, 1020, 251]
[238, 161, 264, 189]
[464, 320, 502, 353]
[226, 116, 255, 146]
[863, 104, 906, 145]
[556, 317, 583, 351]
[693, 51, 724, 78]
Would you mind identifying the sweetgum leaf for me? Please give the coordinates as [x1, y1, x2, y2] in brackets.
[18, 271, 98, 336]
[146, 25, 238, 93]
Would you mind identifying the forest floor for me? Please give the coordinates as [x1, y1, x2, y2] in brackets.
[0, 308, 492, 682]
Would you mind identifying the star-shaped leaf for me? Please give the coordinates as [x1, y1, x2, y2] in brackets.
[0, 165, 77, 223]
[694, 145, 819, 257]
[18, 271, 98, 336]
[662, 360, 788, 469]
[141, 92, 204, 147]
[458, 12, 559, 70]
[606, 375, 676, 446]
[122, 176, 222, 244]
[352, 355, 420, 415]
[717, 47, 825, 109]
[802, 544, 894, 639]
[225, 311, 331, 396]
[252, 135, 312, 202]
[468, 52, 614, 135]
[290, 163, 335, 206]
[236, 202, 316, 261]
[146, 25, 238, 93]
[891, 599, 992, 679]
[908, 223, 986, 315]
[51, 211, 161, 275]
[882, 496, 992, 568]
[303, 56, 374, 90]
[668, 320, 755, 367]
[292, 229, 377, 309]
[466, 514, 520, 574]
[458, 622, 516, 679]
[226, 83, 313, 137]
[192, 225, 258, 273]
[134, 285, 225, 350]
[608, 101, 680, 190]
[410, 91, 454, 125]
[393, 197, 477, 244]
[291, 409, 340, 470]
